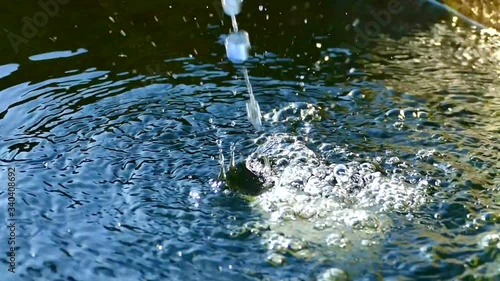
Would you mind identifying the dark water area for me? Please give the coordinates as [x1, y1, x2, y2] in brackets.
[0, 0, 498, 280]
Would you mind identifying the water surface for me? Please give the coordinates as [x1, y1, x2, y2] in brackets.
[0, 0, 498, 280]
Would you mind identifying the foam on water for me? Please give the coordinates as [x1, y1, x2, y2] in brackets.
[247, 132, 428, 222]
[223, 100, 439, 275]
[219, 94, 458, 279]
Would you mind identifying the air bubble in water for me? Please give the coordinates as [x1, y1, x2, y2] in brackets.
[267, 253, 286, 266]
[334, 164, 349, 182]
[317, 268, 349, 281]
[347, 89, 364, 99]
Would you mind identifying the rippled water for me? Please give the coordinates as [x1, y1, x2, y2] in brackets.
[0, 1, 498, 280]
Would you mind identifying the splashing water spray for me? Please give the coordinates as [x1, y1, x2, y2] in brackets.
[214, 0, 262, 183]
[222, 0, 262, 131]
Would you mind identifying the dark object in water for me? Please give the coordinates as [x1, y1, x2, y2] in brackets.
[225, 161, 267, 196]
[225, 134, 376, 198]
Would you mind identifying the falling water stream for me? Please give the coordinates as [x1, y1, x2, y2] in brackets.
[223, 0, 262, 131]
